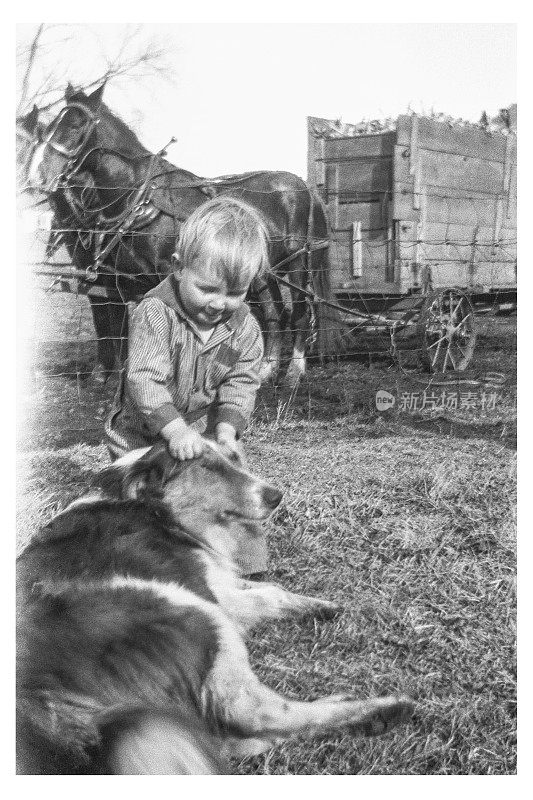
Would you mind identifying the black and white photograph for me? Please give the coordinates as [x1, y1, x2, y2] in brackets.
[14, 16, 518, 778]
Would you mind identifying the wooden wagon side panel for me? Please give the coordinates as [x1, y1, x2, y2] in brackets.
[308, 114, 516, 297]
[307, 118, 397, 293]
[395, 113, 509, 160]
[392, 115, 517, 292]
[307, 119, 326, 193]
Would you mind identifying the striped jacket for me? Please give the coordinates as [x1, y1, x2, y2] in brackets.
[105, 274, 263, 456]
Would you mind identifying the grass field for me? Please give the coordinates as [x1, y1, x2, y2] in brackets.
[17, 294, 517, 775]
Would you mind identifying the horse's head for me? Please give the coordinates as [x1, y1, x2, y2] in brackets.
[16, 105, 42, 190]
[27, 83, 105, 193]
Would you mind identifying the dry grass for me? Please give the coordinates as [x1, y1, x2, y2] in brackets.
[16, 303, 516, 775]
[240, 425, 516, 774]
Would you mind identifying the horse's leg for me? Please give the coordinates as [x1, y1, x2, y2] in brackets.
[284, 299, 309, 386]
[284, 261, 309, 387]
[104, 233, 163, 376]
[88, 294, 118, 384]
[256, 280, 286, 384]
[106, 297, 129, 369]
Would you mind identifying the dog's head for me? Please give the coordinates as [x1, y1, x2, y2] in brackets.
[95, 441, 282, 557]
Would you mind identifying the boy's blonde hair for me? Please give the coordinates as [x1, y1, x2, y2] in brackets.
[175, 197, 270, 289]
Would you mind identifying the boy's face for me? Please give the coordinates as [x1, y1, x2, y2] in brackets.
[177, 261, 249, 329]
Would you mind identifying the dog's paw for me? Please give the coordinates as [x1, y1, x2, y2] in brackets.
[348, 695, 415, 737]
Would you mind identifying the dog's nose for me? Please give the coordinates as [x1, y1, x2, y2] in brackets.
[262, 485, 282, 509]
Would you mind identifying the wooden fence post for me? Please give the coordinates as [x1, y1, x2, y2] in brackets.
[410, 115, 421, 211]
[351, 221, 362, 278]
[469, 226, 479, 288]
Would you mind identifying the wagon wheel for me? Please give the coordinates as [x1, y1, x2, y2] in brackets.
[416, 288, 476, 372]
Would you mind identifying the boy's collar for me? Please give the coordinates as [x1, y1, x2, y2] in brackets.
[145, 274, 249, 332]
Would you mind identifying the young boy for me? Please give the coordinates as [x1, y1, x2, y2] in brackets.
[105, 196, 270, 574]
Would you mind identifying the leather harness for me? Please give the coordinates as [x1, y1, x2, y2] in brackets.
[41, 102, 333, 307]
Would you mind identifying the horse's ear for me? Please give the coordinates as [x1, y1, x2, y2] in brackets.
[27, 105, 39, 132]
[20, 105, 39, 134]
[86, 82, 106, 109]
[65, 82, 76, 101]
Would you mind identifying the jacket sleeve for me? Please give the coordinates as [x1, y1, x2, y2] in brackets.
[126, 299, 182, 435]
[214, 314, 264, 437]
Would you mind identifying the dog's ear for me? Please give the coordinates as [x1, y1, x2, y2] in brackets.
[95, 462, 164, 500]
[123, 462, 167, 500]
[94, 463, 127, 498]
[94, 443, 178, 501]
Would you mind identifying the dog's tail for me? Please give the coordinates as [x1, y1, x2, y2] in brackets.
[17, 703, 227, 775]
[98, 708, 228, 775]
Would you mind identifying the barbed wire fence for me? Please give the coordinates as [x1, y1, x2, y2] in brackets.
[18, 194, 517, 447]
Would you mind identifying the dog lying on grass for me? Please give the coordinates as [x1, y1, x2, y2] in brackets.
[17, 440, 414, 774]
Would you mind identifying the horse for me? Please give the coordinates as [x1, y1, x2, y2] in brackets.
[17, 106, 129, 382]
[17, 106, 41, 189]
[26, 83, 342, 386]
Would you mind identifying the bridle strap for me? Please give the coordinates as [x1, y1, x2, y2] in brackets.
[16, 126, 37, 144]
[43, 102, 100, 160]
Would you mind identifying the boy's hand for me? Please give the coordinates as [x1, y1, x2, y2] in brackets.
[161, 418, 204, 460]
[215, 423, 243, 463]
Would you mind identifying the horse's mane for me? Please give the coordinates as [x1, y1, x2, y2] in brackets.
[99, 100, 151, 159]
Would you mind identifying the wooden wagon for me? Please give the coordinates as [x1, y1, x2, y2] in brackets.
[307, 113, 517, 370]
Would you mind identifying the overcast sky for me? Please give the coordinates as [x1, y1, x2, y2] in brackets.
[17, 22, 516, 179]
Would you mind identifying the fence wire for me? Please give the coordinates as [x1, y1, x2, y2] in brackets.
[18, 213, 516, 444]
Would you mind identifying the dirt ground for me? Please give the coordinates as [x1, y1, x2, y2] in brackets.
[18, 286, 516, 453]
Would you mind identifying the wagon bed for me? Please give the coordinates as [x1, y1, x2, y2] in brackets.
[307, 113, 516, 301]
[306, 113, 517, 372]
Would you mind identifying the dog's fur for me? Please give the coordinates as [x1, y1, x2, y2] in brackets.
[17, 440, 414, 774]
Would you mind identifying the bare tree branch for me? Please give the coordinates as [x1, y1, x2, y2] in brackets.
[17, 23, 44, 114]
[16, 23, 173, 117]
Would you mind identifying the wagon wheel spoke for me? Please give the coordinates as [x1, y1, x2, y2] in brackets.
[441, 347, 448, 371]
[428, 315, 444, 332]
[426, 332, 448, 351]
[447, 345, 457, 370]
[454, 313, 474, 334]
[416, 289, 477, 373]
[428, 327, 450, 370]
[452, 296, 465, 322]
[426, 305, 446, 332]
[431, 333, 446, 369]
[454, 340, 468, 359]
[436, 295, 445, 325]
[448, 292, 456, 320]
